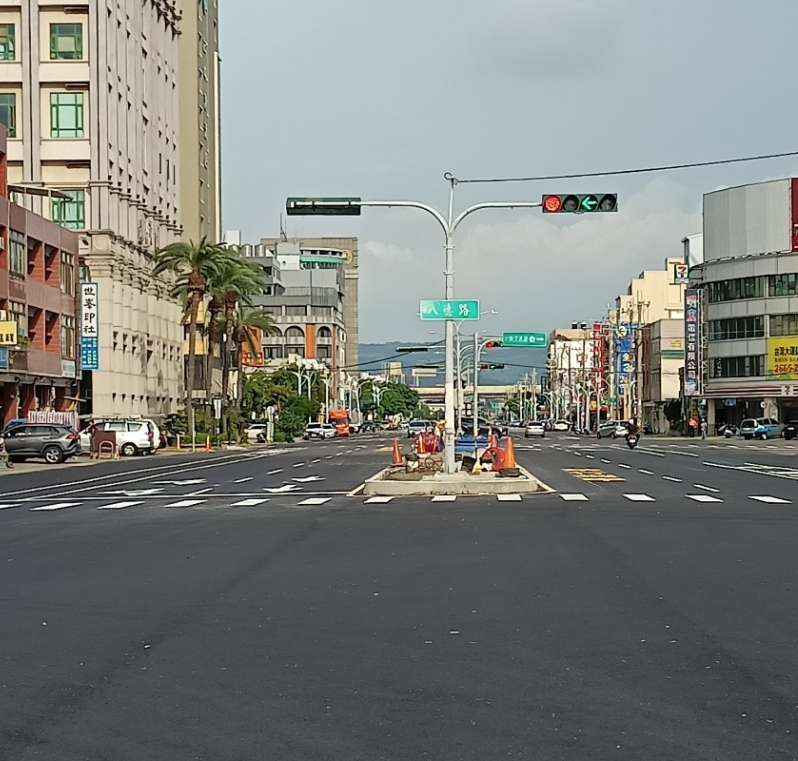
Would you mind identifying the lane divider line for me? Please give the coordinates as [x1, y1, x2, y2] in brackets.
[694, 484, 720, 493]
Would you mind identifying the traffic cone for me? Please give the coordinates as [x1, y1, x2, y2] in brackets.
[391, 438, 403, 466]
[205, 435, 211, 452]
[415, 433, 424, 454]
[489, 433, 498, 449]
[503, 437, 517, 469]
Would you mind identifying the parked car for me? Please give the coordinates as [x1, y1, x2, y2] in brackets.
[552, 420, 570, 432]
[407, 420, 433, 438]
[303, 423, 336, 440]
[525, 420, 546, 438]
[246, 423, 268, 442]
[782, 421, 798, 441]
[1, 424, 80, 464]
[739, 418, 782, 440]
[80, 420, 157, 456]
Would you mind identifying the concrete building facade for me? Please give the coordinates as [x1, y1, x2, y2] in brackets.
[0, 0, 185, 420]
[178, 0, 220, 243]
[639, 319, 684, 433]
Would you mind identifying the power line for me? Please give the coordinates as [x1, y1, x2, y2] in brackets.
[456, 149, 798, 185]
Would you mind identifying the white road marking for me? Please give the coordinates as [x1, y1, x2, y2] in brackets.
[164, 499, 206, 508]
[233, 477, 254, 483]
[601, 459, 611, 464]
[188, 488, 214, 495]
[292, 463, 305, 468]
[585, 454, 595, 459]
[105, 488, 164, 496]
[325, 455, 333, 459]
[336, 453, 344, 457]
[560, 494, 589, 501]
[694, 484, 720, 493]
[231, 498, 269, 507]
[30, 503, 82, 511]
[618, 464, 631, 469]
[297, 497, 331, 506]
[749, 496, 792, 504]
[364, 496, 393, 504]
[267, 469, 283, 475]
[154, 479, 207, 486]
[686, 494, 723, 503]
[0, 504, 19, 509]
[264, 485, 301, 493]
[496, 494, 522, 501]
[639, 469, 654, 475]
[573, 451, 582, 457]
[662, 476, 683, 482]
[311, 458, 322, 463]
[97, 501, 144, 510]
[292, 476, 324, 483]
[431, 495, 457, 502]
[623, 494, 656, 502]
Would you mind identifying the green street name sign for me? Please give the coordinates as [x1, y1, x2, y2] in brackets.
[419, 299, 480, 321]
[502, 332, 547, 347]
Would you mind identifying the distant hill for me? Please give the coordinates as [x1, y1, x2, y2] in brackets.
[358, 342, 547, 386]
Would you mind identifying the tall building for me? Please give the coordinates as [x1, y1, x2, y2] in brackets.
[0, 125, 80, 427]
[0, 1, 185, 420]
[178, 0, 221, 243]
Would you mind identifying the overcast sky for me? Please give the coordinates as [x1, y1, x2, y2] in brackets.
[219, 0, 798, 343]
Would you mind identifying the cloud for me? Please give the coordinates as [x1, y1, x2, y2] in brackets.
[461, 0, 627, 77]
[357, 177, 700, 342]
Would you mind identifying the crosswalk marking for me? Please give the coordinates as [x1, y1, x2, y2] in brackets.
[30, 502, 82, 512]
[496, 494, 522, 501]
[623, 494, 655, 502]
[749, 496, 792, 504]
[231, 499, 269, 507]
[686, 494, 723, 503]
[364, 496, 393, 504]
[164, 499, 206, 508]
[560, 493, 589, 501]
[431, 495, 457, 502]
[297, 497, 332, 506]
[97, 501, 144, 510]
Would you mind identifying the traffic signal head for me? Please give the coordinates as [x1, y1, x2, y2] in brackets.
[286, 197, 362, 216]
[484, 340, 503, 349]
[480, 363, 505, 370]
[542, 194, 618, 214]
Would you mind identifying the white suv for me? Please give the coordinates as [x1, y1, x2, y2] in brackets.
[80, 420, 157, 456]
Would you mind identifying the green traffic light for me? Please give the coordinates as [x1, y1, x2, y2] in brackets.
[580, 195, 598, 212]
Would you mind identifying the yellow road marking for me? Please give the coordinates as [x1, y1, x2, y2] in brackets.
[563, 468, 625, 483]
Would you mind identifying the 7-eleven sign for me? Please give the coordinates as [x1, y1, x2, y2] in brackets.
[673, 263, 689, 284]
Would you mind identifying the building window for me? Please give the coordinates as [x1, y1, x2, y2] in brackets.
[9, 299, 26, 337]
[769, 274, 798, 297]
[50, 93, 84, 138]
[708, 316, 764, 341]
[52, 190, 85, 229]
[316, 345, 331, 360]
[60, 251, 75, 295]
[285, 326, 304, 340]
[8, 231, 25, 277]
[285, 306, 307, 318]
[0, 93, 16, 138]
[263, 345, 284, 360]
[50, 23, 83, 60]
[0, 24, 15, 60]
[706, 277, 765, 303]
[710, 355, 765, 378]
[770, 314, 798, 337]
[61, 315, 75, 358]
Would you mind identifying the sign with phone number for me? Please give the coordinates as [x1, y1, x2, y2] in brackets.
[768, 337, 798, 380]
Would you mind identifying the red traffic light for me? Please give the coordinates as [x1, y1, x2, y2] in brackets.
[543, 195, 562, 213]
[484, 340, 503, 349]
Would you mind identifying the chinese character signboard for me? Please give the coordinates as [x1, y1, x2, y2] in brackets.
[419, 299, 480, 321]
[684, 288, 702, 395]
[0, 320, 18, 346]
[241, 327, 265, 367]
[614, 322, 636, 396]
[0, 346, 8, 370]
[767, 337, 798, 380]
[502, 332, 547, 347]
[80, 282, 99, 370]
[593, 323, 606, 380]
[673, 263, 689, 285]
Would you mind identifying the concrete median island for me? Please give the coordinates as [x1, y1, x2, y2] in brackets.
[362, 465, 545, 497]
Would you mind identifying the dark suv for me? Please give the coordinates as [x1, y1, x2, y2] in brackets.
[1, 424, 81, 464]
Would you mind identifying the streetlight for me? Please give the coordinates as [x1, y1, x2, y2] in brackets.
[286, 182, 542, 475]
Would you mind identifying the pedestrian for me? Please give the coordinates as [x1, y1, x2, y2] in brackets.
[700, 419, 708, 440]
[688, 417, 698, 437]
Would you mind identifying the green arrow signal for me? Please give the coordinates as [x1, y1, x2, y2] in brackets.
[580, 194, 598, 212]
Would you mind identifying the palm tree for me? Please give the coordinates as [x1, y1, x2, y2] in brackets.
[152, 237, 238, 439]
[229, 307, 277, 418]
[206, 259, 265, 433]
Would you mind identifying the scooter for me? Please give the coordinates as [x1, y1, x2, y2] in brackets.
[625, 433, 639, 449]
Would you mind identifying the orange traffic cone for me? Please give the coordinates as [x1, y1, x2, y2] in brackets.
[489, 433, 498, 449]
[205, 435, 211, 453]
[415, 433, 424, 454]
[503, 437, 517, 469]
[391, 438, 403, 466]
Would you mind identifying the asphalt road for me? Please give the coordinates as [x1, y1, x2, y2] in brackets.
[2, 432, 798, 760]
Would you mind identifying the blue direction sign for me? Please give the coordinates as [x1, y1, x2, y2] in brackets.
[419, 299, 480, 321]
[502, 332, 547, 347]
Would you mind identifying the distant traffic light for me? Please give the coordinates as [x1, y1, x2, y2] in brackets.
[542, 194, 618, 214]
[480, 363, 505, 370]
[484, 340, 503, 349]
[286, 197, 362, 216]
[395, 346, 430, 353]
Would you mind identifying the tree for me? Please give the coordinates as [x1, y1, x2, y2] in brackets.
[152, 237, 238, 439]
[359, 381, 420, 419]
[664, 399, 682, 429]
[206, 258, 265, 433]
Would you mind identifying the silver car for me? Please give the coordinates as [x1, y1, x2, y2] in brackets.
[525, 421, 546, 438]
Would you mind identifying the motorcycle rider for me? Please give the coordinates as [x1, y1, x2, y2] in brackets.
[625, 418, 639, 443]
